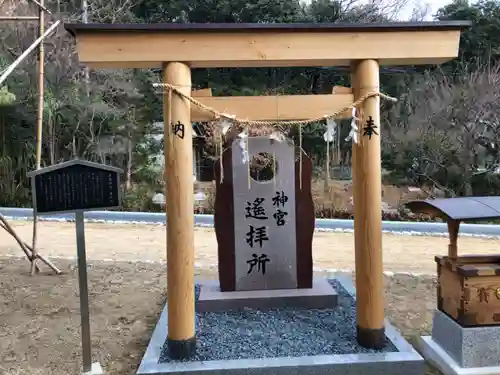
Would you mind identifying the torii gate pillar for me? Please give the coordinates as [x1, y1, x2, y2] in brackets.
[351, 60, 384, 348]
[163, 62, 196, 359]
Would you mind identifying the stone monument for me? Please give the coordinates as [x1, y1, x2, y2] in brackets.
[197, 136, 337, 312]
[214, 136, 314, 291]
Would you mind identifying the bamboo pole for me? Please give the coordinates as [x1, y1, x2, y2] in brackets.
[30, 0, 46, 275]
[0, 16, 39, 21]
[0, 6, 60, 276]
[0, 214, 61, 274]
[163, 62, 196, 360]
[82, 0, 90, 97]
[28, 0, 52, 14]
[35, 0, 45, 170]
[351, 59, 385, 349]
[0, 20, 60, 86]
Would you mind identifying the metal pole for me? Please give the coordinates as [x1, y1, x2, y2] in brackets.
[75, 211, 92, 372]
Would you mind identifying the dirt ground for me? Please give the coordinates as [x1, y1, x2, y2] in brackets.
[0, 257, 440, 375]
[0, 258, 442, 375]
[1, 221, 497, 375]
[1, 221, 499, 274]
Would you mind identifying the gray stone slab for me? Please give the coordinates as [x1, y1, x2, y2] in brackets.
[419, 336, 500, 375]
[196, 278, 338, 312]
[432, 309, 500, 368]
[232, 137, 297, 291]
[82, 362, 104, 375]
[136, 275, 424, 375]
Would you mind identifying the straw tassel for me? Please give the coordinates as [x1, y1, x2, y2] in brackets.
[273, 150, 277, 190]
[219, 132, 224, 184]
[325, 138, 330, 191]
[247, 128, 251, 190]
[299, 123, 303, 190]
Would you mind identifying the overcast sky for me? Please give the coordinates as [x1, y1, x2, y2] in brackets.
[300, 0, 454, 20]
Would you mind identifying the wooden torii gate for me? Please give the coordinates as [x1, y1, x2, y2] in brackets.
[64, 21, 469, 359]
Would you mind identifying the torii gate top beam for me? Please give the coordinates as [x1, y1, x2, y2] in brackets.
[64, 21, 470, 69]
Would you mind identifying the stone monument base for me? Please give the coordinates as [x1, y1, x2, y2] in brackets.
[196, 278, 338, 312]
[82, 362, 104, 375]
[137, 276, 424, 375]
[419, 309, 500, 375]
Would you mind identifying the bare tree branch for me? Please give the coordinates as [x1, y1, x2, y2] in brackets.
[385, 60, 500, 196]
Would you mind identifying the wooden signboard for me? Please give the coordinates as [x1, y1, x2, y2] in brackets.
[28, 160, 121, 215]
[27, 160, 123, 374]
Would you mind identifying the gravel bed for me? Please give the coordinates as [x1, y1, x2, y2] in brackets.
[159, 279, 397, 363]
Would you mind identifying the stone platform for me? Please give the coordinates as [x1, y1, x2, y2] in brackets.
[136, 275, 424, 375]
[419, 309, 500, 375]
[196, 278, 338, 312]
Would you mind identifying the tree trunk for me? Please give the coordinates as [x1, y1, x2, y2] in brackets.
[1, 111, 5, 157]
[125, 135, 133, 191]
[463, 132, 474, 196]
[48, 111, 55, 164]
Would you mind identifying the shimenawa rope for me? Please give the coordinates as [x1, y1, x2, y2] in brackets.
[160, 83, 397, 188]
[157, 82, 397, 127]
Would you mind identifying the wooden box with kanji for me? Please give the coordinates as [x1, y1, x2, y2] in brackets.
[406, 197, 500, 328]
[437, 254, 500, 327]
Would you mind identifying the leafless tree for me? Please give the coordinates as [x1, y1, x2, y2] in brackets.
[385, 61, 500, 196]
[342, 0, 411, 20]
[1, 0, 143, 167]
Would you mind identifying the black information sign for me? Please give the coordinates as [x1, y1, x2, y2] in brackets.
[27, 160, 123, 373]
[29, 161, 122, 214]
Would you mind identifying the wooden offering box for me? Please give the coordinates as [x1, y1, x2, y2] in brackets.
[436, 255, 500, 327]
[406, 196, 500, 327]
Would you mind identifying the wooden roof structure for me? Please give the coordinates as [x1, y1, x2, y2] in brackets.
[64, 21, 471, 69]
[406, 197, 500, 221]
